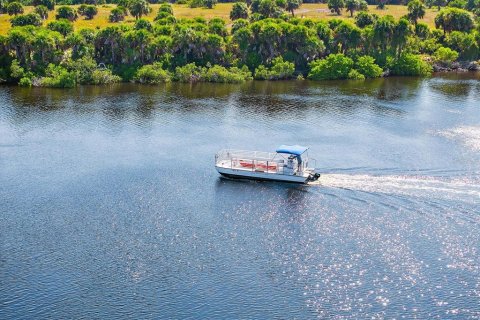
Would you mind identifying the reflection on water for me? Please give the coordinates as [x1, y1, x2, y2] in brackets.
[1, 75, 480, 319]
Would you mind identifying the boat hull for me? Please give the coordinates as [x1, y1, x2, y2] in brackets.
[216, 166, 309, 183]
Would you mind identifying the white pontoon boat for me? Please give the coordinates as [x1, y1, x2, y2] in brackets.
[215, 145, 320, 183]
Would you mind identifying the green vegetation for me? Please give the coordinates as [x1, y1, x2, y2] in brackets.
[78, 4, 98, 20]
[56, 6, 78, 21]
[7, 2, 24, 16]
[0, 0, 479, 87]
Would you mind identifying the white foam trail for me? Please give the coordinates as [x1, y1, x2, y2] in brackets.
[439, 126, 480, 152]
[311, 174, 480, 201]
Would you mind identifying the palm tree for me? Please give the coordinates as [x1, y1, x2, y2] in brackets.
[286, 0, 302, 17]
[128, 0, 151, 20]
[407, 0, 426, 25]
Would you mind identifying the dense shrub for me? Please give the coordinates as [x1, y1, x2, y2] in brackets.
[39, 64, 76, 88]
[56, 6, 78, 21]
[34, 5, 49, 20]
[445, 31, 479, 60]
[134, 63, 171, 83]
[159, 3, 173, 14]
[91, 69, 121, 84]
[174, 63, 204, 82]
[109, 6, 127, 22]
[204, 0, 217, 9]
[172, 63, 251, 83]
[328, 0, 344, 15]
[202, 65, 252, 83]
[355, 55, 383, 78]
[47, 19, 74, 36]
[389, 53, 432, 76]
[448, 0, 467, 8]
[10, 13, 42, 27]
[308, 54, 354, 80]
[347, 68, 365, 80]
[230, 2, 249, 20]
[254, 57, 295, 80]
[355, 11, 377, 28]
[10, 59, 25, 81]
[19, 77, 32, 86]
[415, 22, 430, 39]
[434, 47, 459, 63]
[134, 18, 152, 31]
[32, 0, 55, 10]
[78, 4, 98, 20]
[7, 2, 24, 15]
[67, 56, 97, 84]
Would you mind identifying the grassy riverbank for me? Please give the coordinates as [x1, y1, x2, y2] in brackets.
[0, 0, 478, 87]
[0, 4, 441, 35]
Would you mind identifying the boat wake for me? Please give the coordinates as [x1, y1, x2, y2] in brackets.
[438, 125, 480, 152]
[310, 173, 480, 202]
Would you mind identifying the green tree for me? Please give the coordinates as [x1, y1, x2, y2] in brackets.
[204, 0, 217, 9]
[373, 15, 395, 55]
[65, 29, 95, 59]
[392, 18, 410, 56]
[32, 0, 55, 11]
[7, 28, 33, 66]
[95, 26, 125, 64]
[355, 11, 377, 27]
[435, 7, 474, 33]
[47, 19, 74, 36]
[328, 0, 344, 15]
[431, 0, 447, 10]
[286, 0, 301, 16]
[250, 0, 284, 18]
[345, 0, 367, 17]
[7, 2, 24, 16]
[128, 0, 151, 19]
[0, 0, 7, 14]
[448, 0, 467, 8]
[79, 5, 98, 20]
[376, 0, 388, 9]
[56, 6, 78, 21]
[31, 28, 62, 65]
[407, 0, 426, 25]
[10, 13, 42, 27]
[159, 3, 173, 14]
[109, 7, 127, 22]
[230, 2, 249, 20]
[445, 30, 479, 59]
[334, 21, 361, 53]
[34, 5, 49, 20]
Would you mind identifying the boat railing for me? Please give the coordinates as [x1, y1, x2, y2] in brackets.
[215, 149, 277, 162]
[215, 149, 306, 175]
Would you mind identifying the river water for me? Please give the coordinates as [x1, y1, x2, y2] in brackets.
[1, 75, 479, 319]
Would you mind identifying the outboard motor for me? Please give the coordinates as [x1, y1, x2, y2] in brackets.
[307, 172, 321, 182]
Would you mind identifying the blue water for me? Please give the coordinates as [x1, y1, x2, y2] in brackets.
[1, 76, 479, 318]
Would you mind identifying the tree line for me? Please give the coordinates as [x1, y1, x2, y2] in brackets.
[0, 0, 479, 87]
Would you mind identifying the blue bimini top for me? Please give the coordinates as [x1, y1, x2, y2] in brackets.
[276, 145, 309, 156]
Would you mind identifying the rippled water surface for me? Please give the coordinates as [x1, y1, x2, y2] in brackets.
[1, 75, 480, 319]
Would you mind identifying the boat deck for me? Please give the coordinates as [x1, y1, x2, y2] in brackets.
[216, 159, 296, 174]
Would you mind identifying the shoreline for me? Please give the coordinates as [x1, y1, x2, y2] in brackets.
[1, 69, 479, 88]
